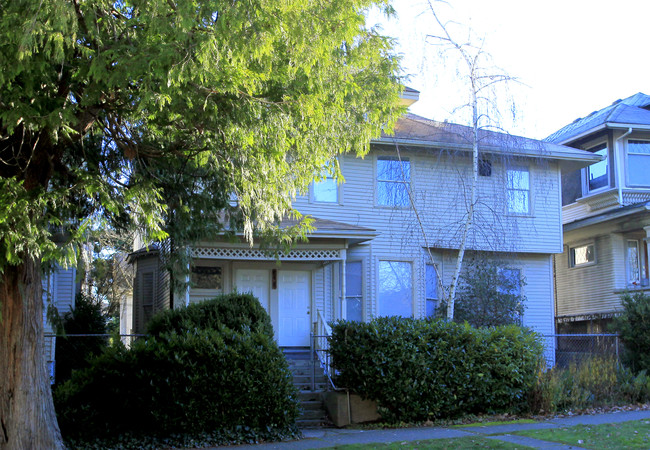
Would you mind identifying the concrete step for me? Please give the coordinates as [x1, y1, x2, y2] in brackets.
[298, 391, 323, 402]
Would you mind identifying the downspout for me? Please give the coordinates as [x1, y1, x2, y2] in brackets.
[615, 128, 633, 205]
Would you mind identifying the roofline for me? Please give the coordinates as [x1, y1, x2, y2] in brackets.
[564, 203, 650, 232]
[554, 123, 650, 145]
[374, 137, 603, 164]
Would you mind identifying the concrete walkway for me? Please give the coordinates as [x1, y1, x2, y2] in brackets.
[219, 409, 650, 449]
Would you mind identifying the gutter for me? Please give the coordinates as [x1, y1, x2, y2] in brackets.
[615, 128, 633, 205]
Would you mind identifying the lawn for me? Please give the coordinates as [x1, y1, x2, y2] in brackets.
[322, 437, 533, 449]
[513, 419, 650, 449]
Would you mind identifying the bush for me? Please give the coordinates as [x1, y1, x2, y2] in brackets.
[611, 291, 650, 372]
[528, 355, 650, 413]
[329, 317, 543, 422]
[54, 293, 299, 445]
[54, 293, 108, 385]
[146, 292, 274, 338]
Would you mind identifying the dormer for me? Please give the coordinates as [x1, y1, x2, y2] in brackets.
[548, 93, 650, 220]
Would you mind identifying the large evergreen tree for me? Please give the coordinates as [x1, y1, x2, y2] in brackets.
[0, 0, 403, 446]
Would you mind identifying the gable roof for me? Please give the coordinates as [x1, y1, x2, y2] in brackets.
[376, 113, 601, 173]
[546, 93, 650, 144]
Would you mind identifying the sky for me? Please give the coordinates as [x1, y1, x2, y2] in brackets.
[370, 0, 650, 140]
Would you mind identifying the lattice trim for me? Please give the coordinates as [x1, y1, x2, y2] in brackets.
[192, 247, 342, 261]
[623, 191, 650, 205]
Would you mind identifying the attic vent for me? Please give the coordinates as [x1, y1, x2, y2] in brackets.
[479, 159, 492, 177]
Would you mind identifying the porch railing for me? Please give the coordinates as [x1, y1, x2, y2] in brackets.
[311, 309, 339, 390]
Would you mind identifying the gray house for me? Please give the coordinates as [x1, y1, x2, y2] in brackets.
[548, 93, 650, 333]
[130, 90, 598, 364]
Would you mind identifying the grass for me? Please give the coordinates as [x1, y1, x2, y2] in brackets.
[514, 419, 650, 449]
[322, 436, 533, 449]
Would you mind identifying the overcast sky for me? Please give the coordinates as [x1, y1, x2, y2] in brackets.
[371, 0, 650, 140]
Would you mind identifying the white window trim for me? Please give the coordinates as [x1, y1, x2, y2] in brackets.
[506, 165, 532, 216]
[568, 242, 597, 268]
[374, 154, 412, 208]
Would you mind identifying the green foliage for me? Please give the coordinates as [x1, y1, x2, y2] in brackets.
[0, 0, 404, 275]
[611, 292, 650, 372]
[146, 293, 274, 338]
[447, 257, 526, 327]
[329, 317, 543, 422]
[54, 294, 108, 386]
[54, 295, 298, 444]
[528, 356, 650, 414]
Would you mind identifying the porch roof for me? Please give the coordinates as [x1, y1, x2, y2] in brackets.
[282, 216, 378, 245]
[564, 201, 650, 232]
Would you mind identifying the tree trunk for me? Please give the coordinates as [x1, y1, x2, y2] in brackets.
[0, 258, 64, 449]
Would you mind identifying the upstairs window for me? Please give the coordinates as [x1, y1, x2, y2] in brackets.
[313, 161, 339, 202]
[506, 167, 530, 214]
[627, 140, 650, 187]
[570, 243, 595, 267]
[587, 143, 609, 192]
[377, 157, 410, 207]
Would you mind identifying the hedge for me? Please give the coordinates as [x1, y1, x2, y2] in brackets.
[54, 294, 299, 446]
[329, 317, 543, 422]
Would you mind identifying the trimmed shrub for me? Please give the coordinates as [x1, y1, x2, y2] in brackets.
[329, 317, 543, 422]
[611, 291, 650, 372]
[146, 292, 274, 338]
[54, 294, 298, 445]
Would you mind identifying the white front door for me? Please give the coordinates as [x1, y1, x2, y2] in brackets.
[278, 270, 311, 347]
[235, 269, 270, 313]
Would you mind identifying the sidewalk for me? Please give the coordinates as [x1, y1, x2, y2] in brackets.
[220, 409, 650, 449]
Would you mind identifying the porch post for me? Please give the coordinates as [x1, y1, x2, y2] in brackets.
[341, 249, 347, 320]
[644, 226, 650, 284]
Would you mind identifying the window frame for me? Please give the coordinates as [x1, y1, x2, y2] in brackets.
[190, 261, 224, 292]
[585, 142, 610, 193]
[626, 239, 642, 286]
[345, 260, 364, 321]
[310, 159, 342, 204]
[506, 165, 531, 215]
[375, 155, 411, 208]
[569, 242, 596, 268]
[626, 139, 650, 188]
[377, 259, 414, 318]
[425, 263, 440, 318]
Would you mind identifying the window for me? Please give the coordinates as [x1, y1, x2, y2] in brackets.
[377, 157, 410, 206]
[313, 161, 338, 202]
[425, 264, 439, 318]
[627, 240, 641, 285]
[191, 266, 222, 290]
[506, 167, 530, 214]
[345, 261, 363, 321]
[627, 140, 650, 187]
[570, 243, 595, 267]
[497, 268, 521, 297]
[587, 143, 608, 192]
[378, 261, 412, 317]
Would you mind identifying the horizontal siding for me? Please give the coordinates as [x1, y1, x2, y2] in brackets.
[294, 148, 562, 256]
[555, 234, 621, 317]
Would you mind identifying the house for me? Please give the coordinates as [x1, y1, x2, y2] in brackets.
[42, 264, 77, 383]
[548, 93, 650, 333]
[130, 90, 599, 365]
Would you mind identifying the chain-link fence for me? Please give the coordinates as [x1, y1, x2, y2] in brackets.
[541, 334, 622, 368]
[44, 334, 145, 385]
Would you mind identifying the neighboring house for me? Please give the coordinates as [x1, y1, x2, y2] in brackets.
[130, 90, 598, 365]
[548, 93, 650, 333]
[42, 264, 77, 382]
